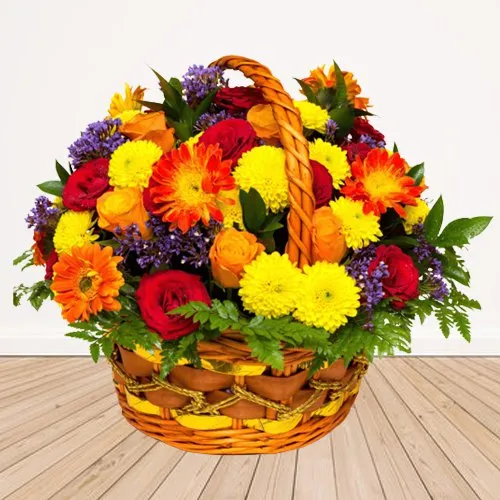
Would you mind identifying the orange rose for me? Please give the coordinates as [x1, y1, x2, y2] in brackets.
[247, 104, 280, 144]
[97, 187, 152, 239]
[209, 228, 265, 288]
[120, 111, 175, 153]
[312, 207, 347, 263]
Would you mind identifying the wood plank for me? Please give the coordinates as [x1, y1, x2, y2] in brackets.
[0, 393, 117, 471]
[420, 358, 500, 414]
[479, 358, 500, 376]
[0, 357, 62, 375]
[458, 357, 500, 380]
[355, 382, 430, 500]
[331, 399, 385, 499]
[6, 421, 133, 500]
[396, 359, 500, 467]
[0, 405, 122, 497]
[433, 357, 500, 396]
[407, 358, 500, 437]
[49, 430, 155, 499]
[0, 378, 114, 450]
[101, 442, 184, 500]
[377, 360, 500, 499]
[365, 364, 477, 499]
[0, 358, 77, 392]
[150, 453, 220, 500]
[295, 434, 336, 500]
[198, 455, 259, 499]
[0, 359, 93, 408]
[246, 451, 296, 500]
[0, 363, 110, 435]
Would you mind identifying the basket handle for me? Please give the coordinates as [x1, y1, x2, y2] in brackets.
[210, 55, 315, 268]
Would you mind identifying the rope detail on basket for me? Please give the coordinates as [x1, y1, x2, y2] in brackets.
[109, 353, 368, 420]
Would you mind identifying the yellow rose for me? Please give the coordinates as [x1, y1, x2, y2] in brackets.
[96, 187, 152, 239]
[120, 111, 175, 153]
[209, 228, 265, 288]
[312, 207, 347, 263]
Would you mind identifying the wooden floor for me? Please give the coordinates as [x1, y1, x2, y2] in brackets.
[0, 358, 499, 500]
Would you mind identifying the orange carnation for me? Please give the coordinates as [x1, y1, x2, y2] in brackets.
[120, 111, 175, 153]
[341, 149, 425, 217]
[312, 207, 347, 264]
[96, 187, 152, 239]
[247, 104, 280, 144]
[209, 228, 265, 288]
[51, 244, 124, 323]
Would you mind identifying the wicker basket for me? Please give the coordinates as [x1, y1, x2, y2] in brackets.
[110, 55, 369, 454]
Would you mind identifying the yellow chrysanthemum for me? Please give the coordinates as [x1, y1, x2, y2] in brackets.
[309, 139, 351, 188]
[53, 211, 98, 255]
[109, 140, 162, 189]
[108, 83, 145, 119]
[217, 188, 244, 229]
[294, 100, 330, 133]
[403, 199, 429, 234]
[233, 146, 288, 213]
[184, 133, 202, 151]
[239, 252, 303, 318]
[330, 197, 382, 249]
[294, 261, 360, 333]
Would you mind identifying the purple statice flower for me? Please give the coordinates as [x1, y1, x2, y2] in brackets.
[25, 196, 60, 232]
[194, 109, 231, 132]
[413, 225, 449, 301]
[115, 217, 220, 270]
[68, 118, 127, 168]
[359, 134, 386, 149]
[324, 119, 338, 143]
[181, 65, 227, 107]
[346, 244, 389, 328]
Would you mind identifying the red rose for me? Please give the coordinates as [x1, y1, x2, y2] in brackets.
[369, 245, 419, 309]
[311, 160, 333, 208]
[214, 87, 266, 114]
[199, 119, 257, 167]
[136, 270, 211, 340]
[345, 142, 372, 163]
[44, 250, 58, 280]
[351, 118, 385, 144]
[62, 158, 110, 211]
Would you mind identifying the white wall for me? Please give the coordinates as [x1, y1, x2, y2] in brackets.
[2, 0, 499, 355]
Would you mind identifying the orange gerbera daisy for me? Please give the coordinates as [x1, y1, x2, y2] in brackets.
[341, 148, 425, 217]
[150, 142, 236, 233]
[303, 65, 369, 110]
[51, 244, 124, 323]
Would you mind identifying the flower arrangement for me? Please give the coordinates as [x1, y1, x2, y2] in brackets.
[15, 59, 491, 377]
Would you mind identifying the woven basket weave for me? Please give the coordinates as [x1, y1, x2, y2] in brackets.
[111, 55, 369, 454]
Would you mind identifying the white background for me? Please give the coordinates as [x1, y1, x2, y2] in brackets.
[2, 0, 499, 355]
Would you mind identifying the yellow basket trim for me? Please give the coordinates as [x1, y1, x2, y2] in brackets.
[170, 411, 233, 430]
[311, 395, 344, 417]
[201, 359, 266, 376]
[243, 415, 303, 434]
[125, 389, 161, 416]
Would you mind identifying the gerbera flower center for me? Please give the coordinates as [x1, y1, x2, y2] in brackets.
[362, 170, 401, 199]
[77, 269, 101, 299]
[175, 169, 212, 205]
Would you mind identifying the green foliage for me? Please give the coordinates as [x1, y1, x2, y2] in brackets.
[435, 217, 492, 248]
[37, 180, 64, 197]
[13, 249, 34, 270]
[13, 280, 53, 310]
[332, 61, 347, 107]
[424, 196, 444, 241]
[329, 106, 354, 137]
[55, 160, 71, 184]
[141, 69, 219, 141]
[439, 248, 470, 286]
[407, 163, 425, 185]
[294, 79, 318, 104]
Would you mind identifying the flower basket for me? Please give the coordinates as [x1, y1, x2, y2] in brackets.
[15, 55, 491, 455]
